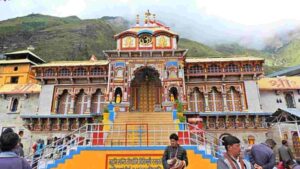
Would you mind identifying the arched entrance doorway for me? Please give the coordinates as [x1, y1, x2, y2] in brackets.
[131, 67, 162, 112]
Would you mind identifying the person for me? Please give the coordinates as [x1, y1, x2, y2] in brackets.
[162, 133, 188, 169]
[287, 159, 300, 169]
[279, 140, 295, 168]
[250, 139, 276, 169]
[0, 132, 31, 169]
[217, 135, 252, 169]
[32, 139, 45, 168]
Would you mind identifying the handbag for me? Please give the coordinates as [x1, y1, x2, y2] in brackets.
[277, 161, 285, 169]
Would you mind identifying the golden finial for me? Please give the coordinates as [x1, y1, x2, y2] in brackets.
[153, 14, 156, 22]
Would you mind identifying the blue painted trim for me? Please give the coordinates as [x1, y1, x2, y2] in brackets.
[173, 109, 177, 120]
[47, 145, 217, 169]
[137, 30, 153, 35]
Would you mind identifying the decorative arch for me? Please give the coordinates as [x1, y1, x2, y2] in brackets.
[74, 89, 88, 114]
[131, 65, 161, 82]
[169, 86, 178, 102]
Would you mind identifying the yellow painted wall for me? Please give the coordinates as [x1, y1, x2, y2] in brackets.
[53, 149, 217, 169]
[0, 64, 36, 85]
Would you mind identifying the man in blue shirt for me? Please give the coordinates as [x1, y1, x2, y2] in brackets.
[250, 139, 276, 169]
[0, 132, 31, 169]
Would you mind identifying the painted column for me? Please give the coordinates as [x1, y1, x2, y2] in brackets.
[222, 93, 228, 111]
[204, 93, 210, 112]
[53, 95, 59, 114]
[86, 95, 91, 114]
[240, 92, 246, 111]
[69, 95, 74, 114]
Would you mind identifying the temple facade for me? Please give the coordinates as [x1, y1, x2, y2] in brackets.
[1, 12, 291, 153]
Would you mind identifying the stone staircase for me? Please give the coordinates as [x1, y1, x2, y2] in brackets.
[105, 112, 176, 146]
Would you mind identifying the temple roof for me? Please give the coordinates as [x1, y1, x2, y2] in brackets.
[0, 84, 41, 94]
[114, 25, 178, 39]
[186, 57, 264, 63]
[0, 59, 37, 65]
[5, 50, 45, 64]
[34, 60, 108, 67]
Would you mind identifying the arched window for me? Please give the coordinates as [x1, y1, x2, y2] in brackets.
[225, 64, 239, 72]
[58, 68, 70, 76]
[189, 65, 203, 74]
[57, 90, 72, 114]
[11, 98, 19, 112]
[243, 64, 253, 72]
[208, 87, 223, 111]
[189, 87, 205, 112]
[74, 89, 88, 114]
[226, 86, 242, 111]
[44, 69, 55, 76]
[208, 64, 221, 73]
[91, 89, 104, 114]
[74, 68, 86, 76]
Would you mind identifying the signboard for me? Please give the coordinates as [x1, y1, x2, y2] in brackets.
[106, 154, 163, 169]
[258, 77, 300, 90]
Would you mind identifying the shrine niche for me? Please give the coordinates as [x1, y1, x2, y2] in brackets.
[169, 87, 178, 102]
[122, 36, 136, 49]
[114, 87, 122, 104]
[155, 35, 171, 48]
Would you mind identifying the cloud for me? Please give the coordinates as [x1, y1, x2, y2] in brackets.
[54, 0, 87, 17]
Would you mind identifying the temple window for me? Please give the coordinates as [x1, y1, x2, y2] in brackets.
[91, 68, 105, 75]
[56, 89, 72, 114]
[226, 86, 242, 111]
[58, 68, 70, 76]
[74, 68, 87, 76]
[10, 76, 19, 84]
[44, 69, 55, 76]
[10, 98, 19, 112]
[207, 64, 221, 73]
[225, 64, 239, 72]
[74, 89, 88, 114]
[208, 87, 223, 111]
[243, 64, 253, 72]
[285, 93, 296, 108]
[255, 64, 262, 71]
[189, 65, 203, 74]
[115, 87, 122, 103]
[91, 89, 104, 114]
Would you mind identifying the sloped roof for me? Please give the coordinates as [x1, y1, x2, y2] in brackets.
[267, 65, 300, 77]
[0, 59, 37, 65]
[0, 84, 41, 94]
[5, 50, 46, 64]
[267, 108, 300, 124]
[34, 60, 108, 67]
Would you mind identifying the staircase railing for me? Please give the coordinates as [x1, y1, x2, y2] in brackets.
[26, 122, 223, 169]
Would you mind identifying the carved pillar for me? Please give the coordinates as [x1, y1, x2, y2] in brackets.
[204, 93, 210, 112]
[53, 95, 59, 114]
[240, 92, 246, 111]
[222, 93, 228, 111]
[86, 95, 91, 114]
[69, 95, 75, 114]
[187, 88, 191, 111]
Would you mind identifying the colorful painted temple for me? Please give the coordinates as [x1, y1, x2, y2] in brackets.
[2, 12, 300, 163]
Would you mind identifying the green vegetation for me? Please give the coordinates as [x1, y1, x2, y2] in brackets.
[1, 14, 300, 75]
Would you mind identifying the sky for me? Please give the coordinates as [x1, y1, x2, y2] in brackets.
[1, 0, 300, 49]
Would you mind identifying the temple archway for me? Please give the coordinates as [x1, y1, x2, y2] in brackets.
[130, 66, 162, 112]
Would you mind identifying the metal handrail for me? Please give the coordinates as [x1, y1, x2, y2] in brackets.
[26, 122, 223, 169]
